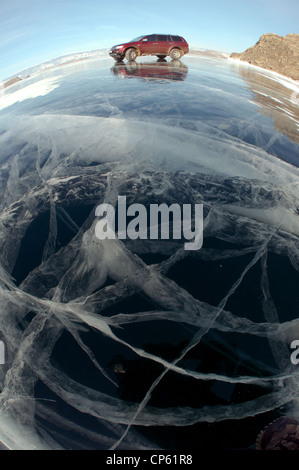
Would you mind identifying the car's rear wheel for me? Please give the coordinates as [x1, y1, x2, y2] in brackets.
[170, 48, 182, 60]
[125, 48, 138, 61]
[157, 55, 166, 59]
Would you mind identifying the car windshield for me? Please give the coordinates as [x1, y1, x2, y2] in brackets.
[130, 36, 144, 42]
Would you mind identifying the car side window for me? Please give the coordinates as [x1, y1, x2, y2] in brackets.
[157, 35, 167, 41]
[170, 35, 182, 42]
[145, 35, 156, 41]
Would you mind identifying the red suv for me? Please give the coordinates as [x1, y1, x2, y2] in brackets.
[109, 34, 189, 62]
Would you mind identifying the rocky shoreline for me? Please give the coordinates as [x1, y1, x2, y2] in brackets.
[230, 33, 299, 81]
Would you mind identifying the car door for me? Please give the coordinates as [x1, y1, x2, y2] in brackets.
[138, 34, 157, 55]
[156, 35, 171, 55]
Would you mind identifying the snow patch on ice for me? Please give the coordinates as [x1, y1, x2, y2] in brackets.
[0, 77, 62, 111]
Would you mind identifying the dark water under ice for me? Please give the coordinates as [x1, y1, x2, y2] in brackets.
[0, 55, 298, 450]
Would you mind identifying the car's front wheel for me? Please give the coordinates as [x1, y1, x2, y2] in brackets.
[125, 48, 138, 61]
[170, 48, 182, 60]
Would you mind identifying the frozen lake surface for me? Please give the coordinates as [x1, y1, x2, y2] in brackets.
[0, 55, 298, 450]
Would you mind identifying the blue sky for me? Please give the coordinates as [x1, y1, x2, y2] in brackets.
[0, 0, 298, 80]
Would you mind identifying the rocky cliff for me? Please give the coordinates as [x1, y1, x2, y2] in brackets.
[230, 33, 299, 80]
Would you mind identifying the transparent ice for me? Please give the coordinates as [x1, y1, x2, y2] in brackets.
[0, 56, 298, 449]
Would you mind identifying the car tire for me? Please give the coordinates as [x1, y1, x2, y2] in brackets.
[125, 48, 138, 61]
[170, 48, 182, 60]
[157, 55, 166, 59]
